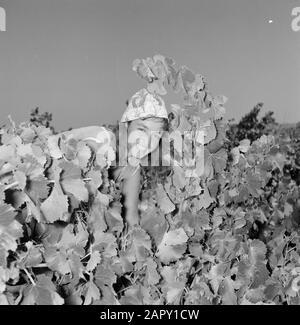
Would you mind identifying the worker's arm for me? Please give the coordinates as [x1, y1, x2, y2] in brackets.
[122, 166, 141, 226]
[113, 165, 141, 226]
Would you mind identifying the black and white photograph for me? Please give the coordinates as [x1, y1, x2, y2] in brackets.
[0, 0, 300, 311]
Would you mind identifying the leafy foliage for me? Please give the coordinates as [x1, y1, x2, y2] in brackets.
[0, 55, 299, 305]
[30, 107, 55, 133]
[227, 103, 277, 148]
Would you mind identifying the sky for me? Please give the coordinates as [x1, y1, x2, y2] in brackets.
[0, 0, 299, 131]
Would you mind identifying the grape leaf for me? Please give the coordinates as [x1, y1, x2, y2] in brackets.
[60, 162, 89, 202]
[161, 265, 186, 304]
[156, 228, 188, 264]
[86, 251, 101, 272]
[145, 258, 160, 286]
[123, 227, 152, 263]
[83, 280, 100, 305]
[40, 183, 69, 223]
[156, 184, 175, 214]
[22, 275, 64, 305]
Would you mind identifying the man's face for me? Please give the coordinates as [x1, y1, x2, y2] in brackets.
[127, 117, 165, 163]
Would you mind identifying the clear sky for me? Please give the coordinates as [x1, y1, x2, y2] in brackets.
[0, 0, 299, 131]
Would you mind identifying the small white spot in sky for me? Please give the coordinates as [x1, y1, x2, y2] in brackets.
[268, 19, 273, 24]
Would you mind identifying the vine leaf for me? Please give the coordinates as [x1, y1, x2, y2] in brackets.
[22, 275, 64, 305]
[40, 183, 69, 223]
[156, 228, 188, 264]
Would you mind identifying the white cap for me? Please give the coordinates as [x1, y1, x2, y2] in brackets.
[121, 88, 168, 123]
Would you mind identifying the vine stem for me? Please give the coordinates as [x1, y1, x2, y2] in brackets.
[32, 263, 48, 268]
[286, 246, 297, 256]
[117, 284, 135, 295]
[47, 178, 91, 184]
[1, 179, 91, 189]
[23, 268, 36, 286]
[3, 181, 19, 191]
[81, 252, 91, 261]
[0, 169, 13, 179]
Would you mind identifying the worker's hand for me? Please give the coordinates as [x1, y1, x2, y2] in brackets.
[47, 126, 116, 164]
[63, 126, 115, 152]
